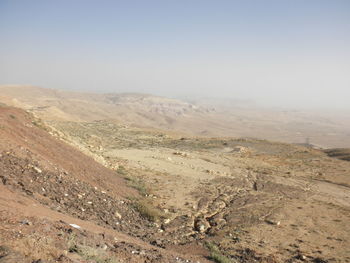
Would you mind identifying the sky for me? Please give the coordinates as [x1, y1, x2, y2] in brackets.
[0, 0, 349, 109]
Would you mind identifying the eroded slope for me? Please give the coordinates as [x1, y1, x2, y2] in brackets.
[0, 106, 207, 263]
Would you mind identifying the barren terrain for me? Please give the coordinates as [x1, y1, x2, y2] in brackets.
[1, 85, 350, 148]
[47, 119, 350, 263]
[0, 87, 349, 263]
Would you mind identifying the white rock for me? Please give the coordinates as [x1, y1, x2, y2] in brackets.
[69, 224, 81, 229]
[101, 244, 108, 250]
[114, 211, 122, 219]
[33, 166, 42, 173]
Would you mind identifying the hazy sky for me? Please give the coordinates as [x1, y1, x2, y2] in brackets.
[1, 0, 349, 109]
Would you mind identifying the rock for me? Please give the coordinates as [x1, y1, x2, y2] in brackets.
[265, 218, 281, 226]
[69, 224, 81, 230]
[197, 197, 210, 211]
[114, 211, 122, 219]
[173, 151, 189, 157]
[20, 219, 32, 225]
[100, 244, 108, 250]
[231, 146, 250, 154]
[209, 215, 226, 228]
[194, 218, 210, 233]
[162, 215, 191, 232]
[33, 166, 42, 173]
[205, 169, 215, 175]
[296, 253, 307, 261]
[151, 239, 163, 247]
[198, 224, 206, 232]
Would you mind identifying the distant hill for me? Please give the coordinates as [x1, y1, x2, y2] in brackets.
[1, 85, 350, 148]
[324, 148, 350, 161]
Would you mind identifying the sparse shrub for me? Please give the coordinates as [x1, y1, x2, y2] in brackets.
[31, 119, 50, 131]
[77, 245, 119, 263]
[133, 199, 163, 222]
[67, 233, 78, 253]
[9, 114, 16, 119]
[206, 242, 233, 263]
[12, 234, 61, 261]
[116, 165, 127, 175]
[123, 174, 148, 196]
[67, 234, 119, 263]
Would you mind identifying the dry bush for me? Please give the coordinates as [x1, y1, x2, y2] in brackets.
[133, 199, 163, 222]
[11, 234, 61, 261]
[206, 242, 234, 263]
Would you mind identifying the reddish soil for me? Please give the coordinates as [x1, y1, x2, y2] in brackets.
[0, 106, 209, 263]
[0, 106, 134, 198]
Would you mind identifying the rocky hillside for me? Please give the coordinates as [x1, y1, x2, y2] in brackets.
[1, 103, 350, 262]
[0, 105, 208, 263]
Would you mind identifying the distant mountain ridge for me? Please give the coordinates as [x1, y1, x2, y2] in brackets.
[1, 85, 350, 148]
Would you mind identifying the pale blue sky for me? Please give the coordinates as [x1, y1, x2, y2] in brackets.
[1, 0, 349, 109]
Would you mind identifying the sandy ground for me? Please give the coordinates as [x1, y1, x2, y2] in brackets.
[48, 120, 350, 263]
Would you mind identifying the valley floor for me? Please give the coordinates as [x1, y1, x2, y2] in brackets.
[0, 107, 349, 263]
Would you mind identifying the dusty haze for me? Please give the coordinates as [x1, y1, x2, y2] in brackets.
[1, 1, 350, 110]
[1, 85, 350, 148]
